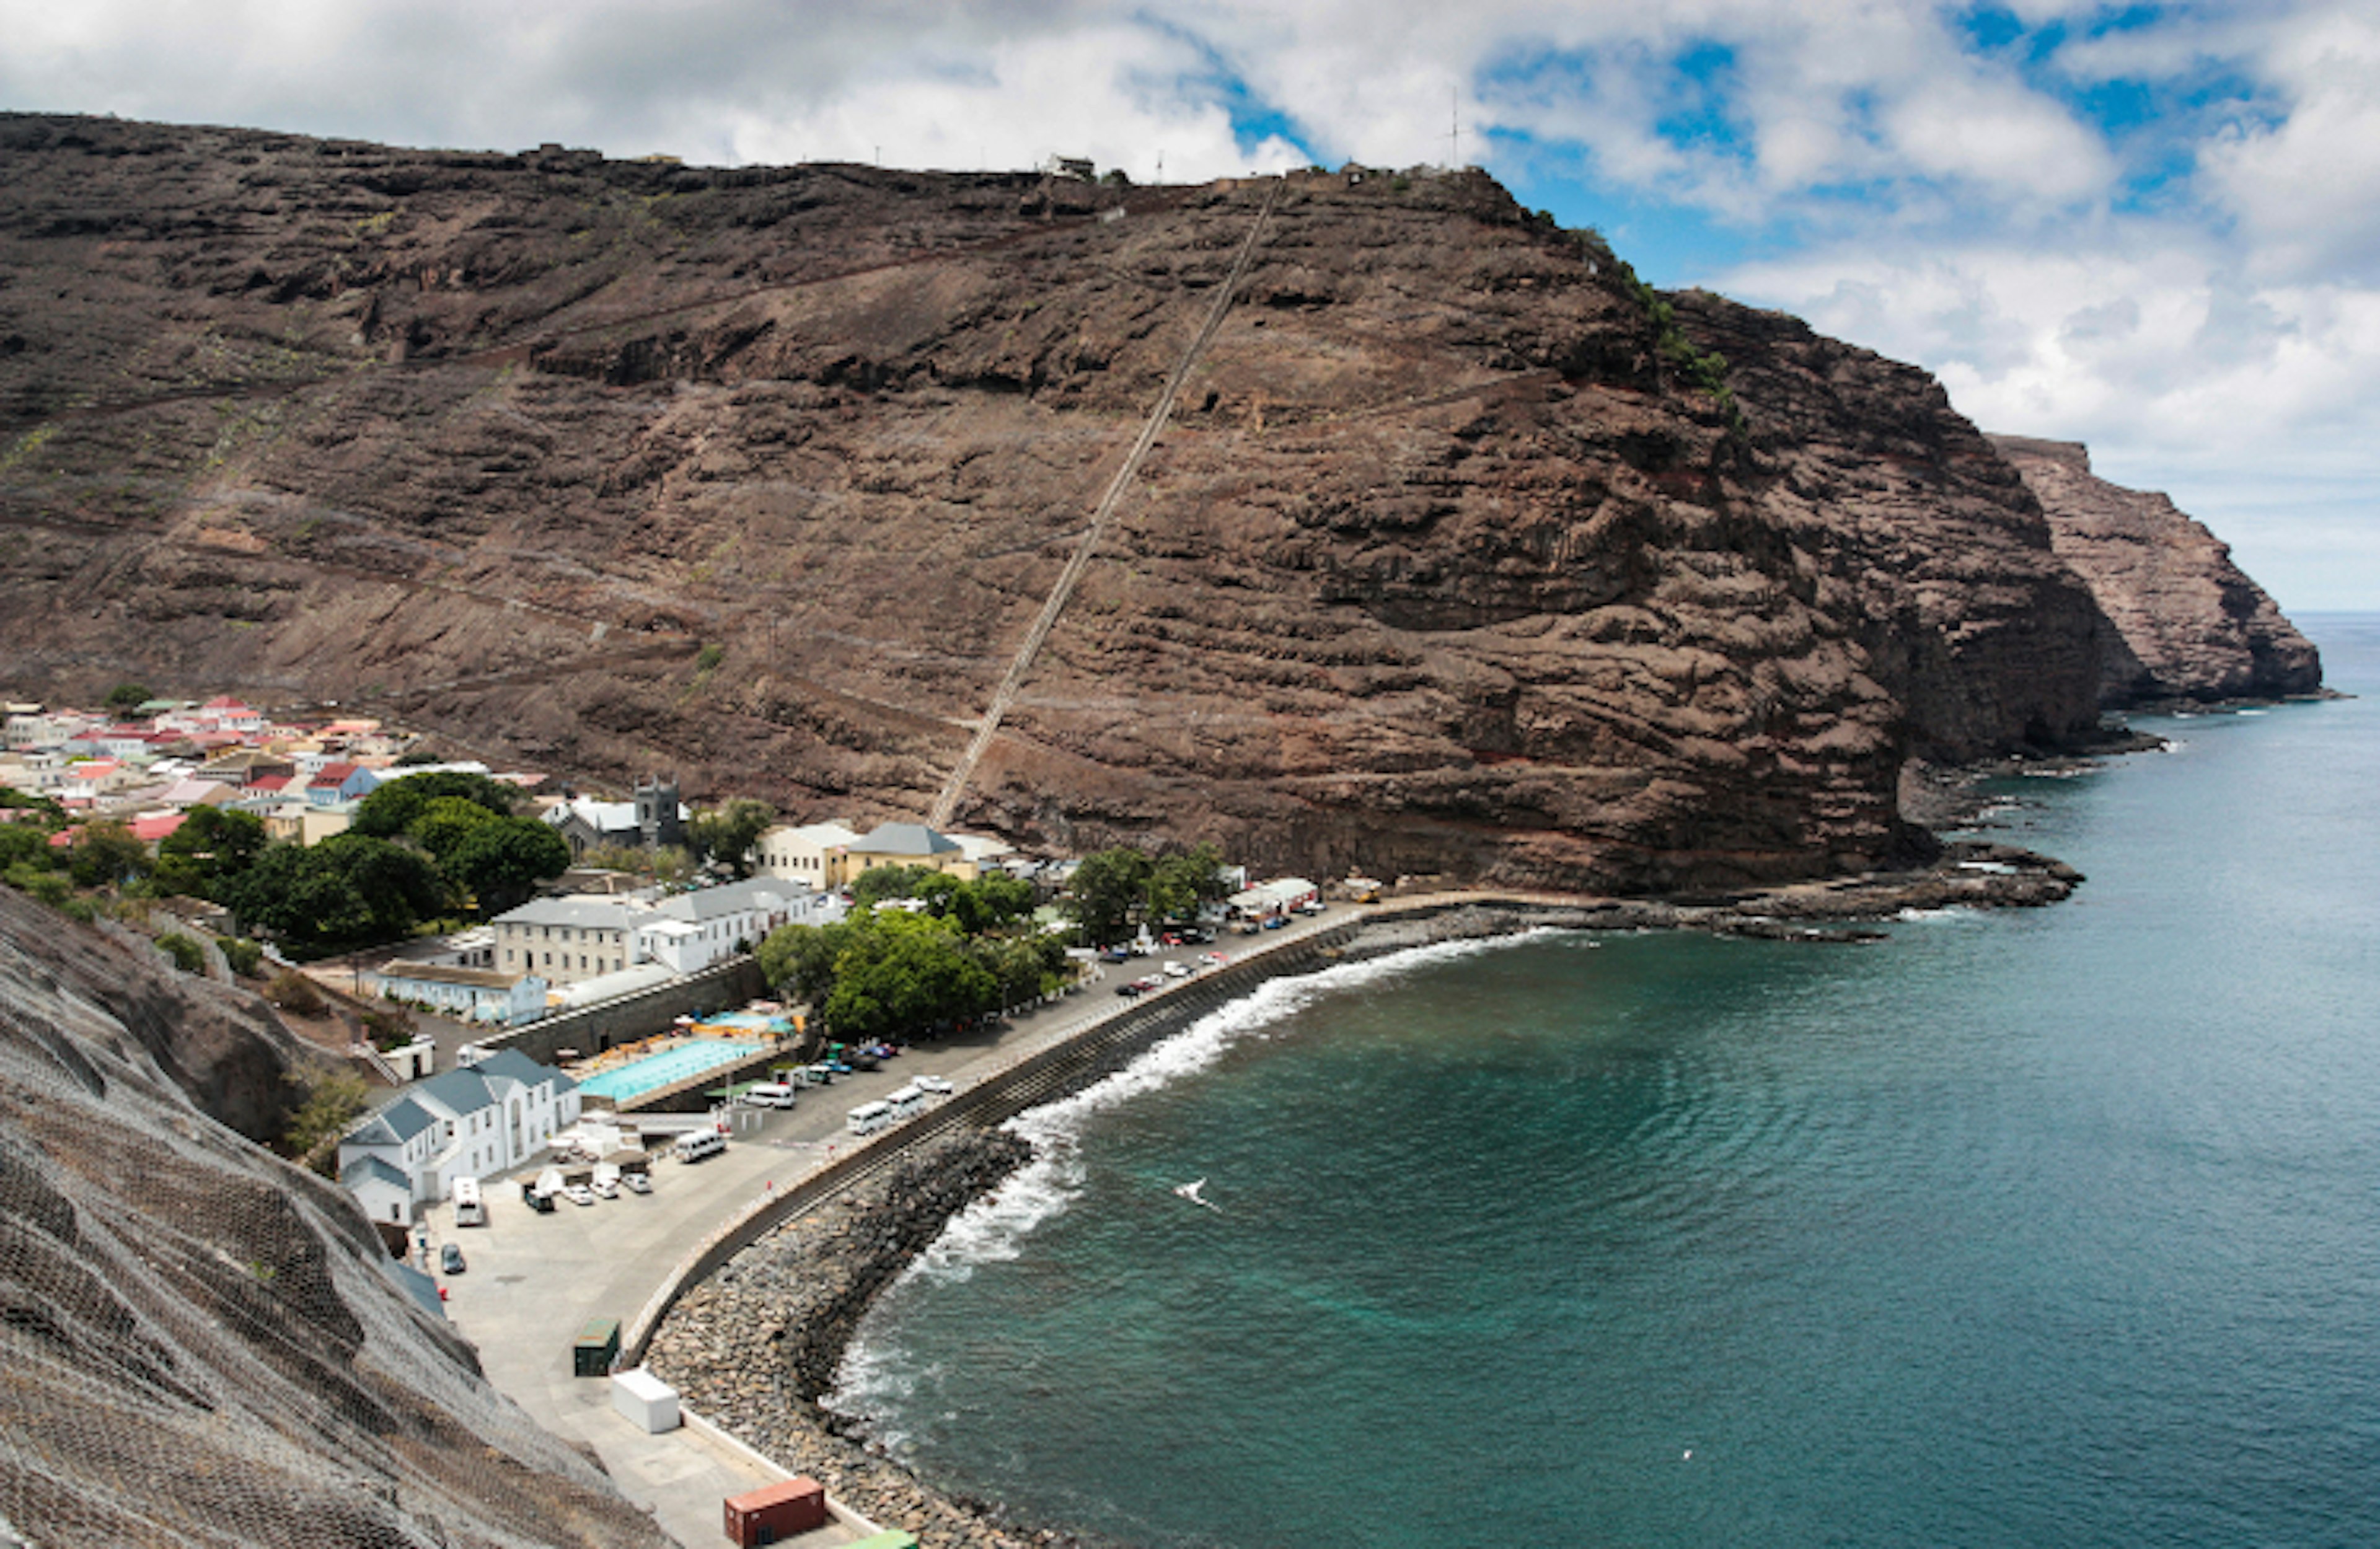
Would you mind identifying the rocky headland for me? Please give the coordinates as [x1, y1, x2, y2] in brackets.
[0, 113, 2319, 896]
[1988, 435, 2322, 706]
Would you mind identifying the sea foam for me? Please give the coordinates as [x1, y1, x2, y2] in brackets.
[896, 931, 1550, 1288]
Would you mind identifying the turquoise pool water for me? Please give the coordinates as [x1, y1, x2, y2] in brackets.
[576, 1040, 771, 1102]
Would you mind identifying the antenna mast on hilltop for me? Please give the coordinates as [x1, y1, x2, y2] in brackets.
[1448, 86, 1460, 169]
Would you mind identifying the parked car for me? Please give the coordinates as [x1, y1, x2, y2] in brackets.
[1100, 948, 1132, 963]
[1163, 960, 1193, 978]
[563, 1184, 596, 1206]
[622, 1172, 652, 1194]
[1262, 915, 1289, 930]
[1199, 951, 1228, 966]
[1116, 982, 1145, 997]
[439, 1243, 465, 1274]
[915, 1074, 954, 1094]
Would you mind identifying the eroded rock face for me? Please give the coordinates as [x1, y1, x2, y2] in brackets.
[0, 113, 2287, 891]
[1988, 436, 2322, 705]
[0, 886, 672, 1548]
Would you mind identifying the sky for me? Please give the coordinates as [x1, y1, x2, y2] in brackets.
[4, 1, 2374, 609]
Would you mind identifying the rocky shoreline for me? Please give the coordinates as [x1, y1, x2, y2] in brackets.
[637, 838, 2102, 1548]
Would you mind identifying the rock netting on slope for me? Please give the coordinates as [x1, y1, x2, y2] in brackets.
[0, 886, 673, 1549]
[1988, 435, 2322, 705]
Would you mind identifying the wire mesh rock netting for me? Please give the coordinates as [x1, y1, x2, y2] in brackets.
[0, 897, 671, 1549]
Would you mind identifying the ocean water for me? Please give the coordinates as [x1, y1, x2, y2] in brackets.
[832, 615, 2380, 1548]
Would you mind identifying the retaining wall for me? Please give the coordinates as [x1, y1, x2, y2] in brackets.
[473, 957, 766, 1066]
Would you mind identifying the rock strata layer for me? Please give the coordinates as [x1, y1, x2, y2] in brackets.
[1988, 435, 2321, 705]
[0, 113, 2314, 890]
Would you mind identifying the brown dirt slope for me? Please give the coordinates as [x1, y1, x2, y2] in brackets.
[0, 113, 2299, 891]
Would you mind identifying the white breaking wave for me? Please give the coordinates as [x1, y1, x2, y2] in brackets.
[898, 930, 1553, 1289]
[1896, 906, 1975, 923]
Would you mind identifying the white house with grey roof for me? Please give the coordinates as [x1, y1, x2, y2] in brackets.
[633, 876, 815, 974]
[337, 1049, 580, 1224]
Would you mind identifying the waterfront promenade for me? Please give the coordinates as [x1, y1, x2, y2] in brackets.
[431, 902, 1398, 1548]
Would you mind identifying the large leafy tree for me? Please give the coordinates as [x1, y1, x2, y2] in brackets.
[412, 795, 500, 862]
[349, 770, 517, 839]
[444, 817, 571, 915]
[689, 798, 776, 877]
[849, 863, 940, 907]
[1148, 842, 1229, 922]
[1067, 847, 1152, 946]
[64, 821, 151, 889]
[823, 914, 995, 1041]
[223, 836, 444, 953]
[154, 805, 267, 896]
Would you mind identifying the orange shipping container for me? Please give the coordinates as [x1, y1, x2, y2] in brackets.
[722, 1476, 826, 1546]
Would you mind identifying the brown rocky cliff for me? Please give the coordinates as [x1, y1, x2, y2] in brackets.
[0, 114, 2269, 892]
[1988, 435, 2321, 704]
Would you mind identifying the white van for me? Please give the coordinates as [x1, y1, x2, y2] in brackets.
[673, 1130, 727, 1163]
[451, 1176, 484, 1227]
[846, 1101, 893, 1136]
[744, 1082, 796, 1109]
[885, 1085, 925, 1118]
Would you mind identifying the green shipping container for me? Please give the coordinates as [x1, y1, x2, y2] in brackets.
[842, 1534, 919, 1549]
[572, 1318, 620, 1378]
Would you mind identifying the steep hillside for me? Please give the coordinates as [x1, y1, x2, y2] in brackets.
[0, 885, 672, 1549]
[0, 113, 2301, 891]
[1989, 435, 2322, 705]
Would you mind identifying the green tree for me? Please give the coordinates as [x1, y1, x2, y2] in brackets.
[444, 817, 570, 916]
[583, 841, 696, 885]
[757, 917, 863, 1005]
[850, 863, 940, 907]
[824, 913, 994, 1040]
[282, 1069, 369, 1171]
[412, 795, 499, 861]
[1067, 846, 1152, 946]
[349, 770, 518, 839]
[104, 682, 152, 713]
[224, 836, 445, 952]
[1148, 842, 1227, 922]
[154, 932, 205, 974]
[688, 798, 775, 877]
[65, 821, 151, 889]
[218, 935, 264, 977]
[0, 821, 62, 873]
[156, 805, 267, 896]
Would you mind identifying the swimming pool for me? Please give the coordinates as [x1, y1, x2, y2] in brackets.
[576, 1040, 772, 1103]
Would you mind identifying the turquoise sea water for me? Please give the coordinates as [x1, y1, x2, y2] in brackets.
[834, 615, 2380, 1548]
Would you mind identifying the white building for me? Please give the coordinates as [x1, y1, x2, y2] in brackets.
[337, 1050, 580, 1223]
[752, 820, 863, 886]
[494, 896, 643, 986]
[633, 877, 810, 974]
[493, 877, 834, 987]
[1227, 876, 1320, 918]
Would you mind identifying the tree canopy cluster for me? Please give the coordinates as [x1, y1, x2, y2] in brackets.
[1065, 842, 1231, 946]
[1, 768, 572, 955]
[757, 865, 1062, 1042]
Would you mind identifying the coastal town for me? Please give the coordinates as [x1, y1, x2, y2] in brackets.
[0, 685, 1395, 1547]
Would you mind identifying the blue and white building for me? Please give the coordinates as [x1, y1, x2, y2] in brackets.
[337, 1050, 580, 1224]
